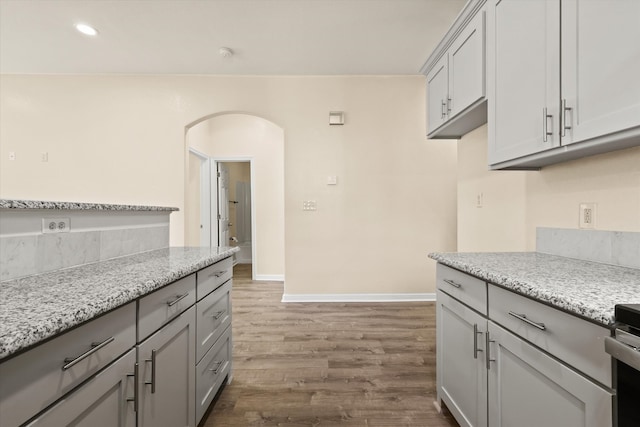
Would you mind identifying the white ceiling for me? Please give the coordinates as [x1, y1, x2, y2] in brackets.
[0, 0, 465, 75]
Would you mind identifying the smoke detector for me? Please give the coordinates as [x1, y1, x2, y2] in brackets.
[219, 47, 233, 58]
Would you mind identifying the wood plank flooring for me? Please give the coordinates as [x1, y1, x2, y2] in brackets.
[201, 264, 459, 427]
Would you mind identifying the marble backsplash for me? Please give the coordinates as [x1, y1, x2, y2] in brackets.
[536, 227, 640, 269]
[0, 200, 175, 281]
[1, 226, 169, 281]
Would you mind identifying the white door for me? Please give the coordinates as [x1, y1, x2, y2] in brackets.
[487, 321, 612, 427]
[217, 162, 230, 247]
[488, 0, 560, 165]
[560, 0, 640, 145]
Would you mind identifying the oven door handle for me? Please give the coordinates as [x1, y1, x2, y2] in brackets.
[605, 336, 640, 371]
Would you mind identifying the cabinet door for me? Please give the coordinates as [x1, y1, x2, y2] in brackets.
[437, 290, 487, 427]
[488, 0, 560, 165]
[138, 305, 196, 427]
[561, 0, 640, 145]
[448, 10, 485, 118]
[426, 54, 449, 135]
[26, 349, 136, 427]
[487, 321, 612, 427]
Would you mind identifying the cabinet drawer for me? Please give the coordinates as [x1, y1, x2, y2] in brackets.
[138, 274, 196, 342]
[197, 257, 233, 300]
[0, 302, 136, 427]
[196, 279, 232, 363]
[437, 264, 487, 315]
[25, 348, 136, 427]
[196, 325, 231, 424]
[488, 284, 611, 387]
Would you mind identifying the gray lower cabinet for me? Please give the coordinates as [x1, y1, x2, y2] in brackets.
[25, 349, 137, 427]
[0, 256, 234, 427]
[437, 290, 487, 427]
[436, 263, 612, 427]
[487, 321, 612, 427]
[138, 305, 197, 427]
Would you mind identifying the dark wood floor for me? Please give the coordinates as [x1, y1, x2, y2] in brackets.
[202, 264, 459, 427]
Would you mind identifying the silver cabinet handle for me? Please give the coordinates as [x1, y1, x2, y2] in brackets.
[543, 107, 553, 142]
[561, 99, 572, 137]
[166, 293, 189, 307]
[473, 324, 483, 360]
[208, 361, 224, 375]
[209, 270, 227, 278]
[443, 279, 461, 289]
[62, 336, 115, 370]
[208, 310, 226, 320]
[145, 349, 157, 394]
[486, 332, 495, 370]
[508, 311, 546, 331]
[447, 97, 452, 114]
[126, 362, 139, 412]
[441, 100, 447, 119]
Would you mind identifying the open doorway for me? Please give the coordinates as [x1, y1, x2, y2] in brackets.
[217, 161, 252, 266]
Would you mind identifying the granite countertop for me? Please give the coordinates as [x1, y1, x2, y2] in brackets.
[429, 252, 640, 326]
[0, 246, 238, 361]
[0, 199, 178, 212]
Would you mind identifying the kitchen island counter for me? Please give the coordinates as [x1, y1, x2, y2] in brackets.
[429, 251, 640, 326]
[0, 246, 238, 361]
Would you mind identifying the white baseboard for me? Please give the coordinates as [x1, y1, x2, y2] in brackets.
[254, 274, 285, 281]
[281, 293, 436, 303]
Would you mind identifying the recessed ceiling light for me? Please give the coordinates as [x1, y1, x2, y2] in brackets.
[75, 23, 98, 36]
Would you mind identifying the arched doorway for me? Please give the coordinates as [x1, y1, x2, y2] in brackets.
[184, 113, 285, 281]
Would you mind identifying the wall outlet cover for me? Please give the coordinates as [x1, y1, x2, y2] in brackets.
[579, 203, 596, 229]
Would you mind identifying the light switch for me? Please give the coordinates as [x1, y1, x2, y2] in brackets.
[327, 176, 338, 185]
[303, 200, 317, 211]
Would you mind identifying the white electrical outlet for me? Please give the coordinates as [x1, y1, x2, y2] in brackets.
[476, 192, 483, 208]
[579, 203, 596, 229]
[42, 218, 70, 233]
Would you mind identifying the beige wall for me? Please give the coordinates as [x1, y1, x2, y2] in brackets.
[185, 151, 201, 246]
[0, 74, 458, 295]
[457, 125, 640, 252]
[457, 125, 529, 252]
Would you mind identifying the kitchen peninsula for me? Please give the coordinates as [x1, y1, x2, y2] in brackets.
[0, 199, 238, 427]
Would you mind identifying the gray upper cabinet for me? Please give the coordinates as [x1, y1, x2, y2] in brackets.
[488, 0, 640, 170]
[422, 0, 487, 139]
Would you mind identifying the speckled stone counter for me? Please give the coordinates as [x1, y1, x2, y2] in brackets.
[0, 246, 238, 361]
[0, 199, 178, 211]
[429, 252, 640, 326]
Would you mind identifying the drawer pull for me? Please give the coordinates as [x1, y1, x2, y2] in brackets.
[62, 336, 115, 370]
[473, 324, 483, 360]
[209, 270, 227, 278]
[508, 311, 546, 331]
[209, 310, 226, 320]
[145, 349, 157, 393]
[126, 362, 139, 412]
[486, 332, 495, 370]
[166, 293, 189, 307]
[444, 279, 462, 289]
[208, 361, 224, 375]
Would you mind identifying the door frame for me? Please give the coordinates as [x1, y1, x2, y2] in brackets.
[211, 157, 257, 280]
[188, 147, 212, 247]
